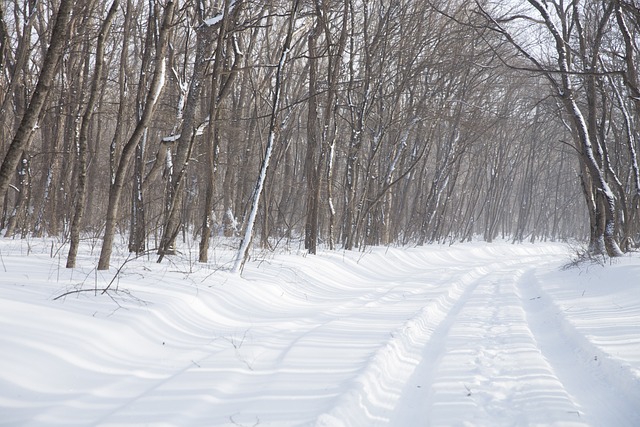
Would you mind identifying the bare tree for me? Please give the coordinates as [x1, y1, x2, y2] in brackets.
[0, 0, 74, 203]
[232, 0, 301, 273]
[67, 0, 119, 268]
[2, 0, 633, 266]
[97, 1, 175, 270]
[476, 0, 624, 256]
[198, 0, 243, 263]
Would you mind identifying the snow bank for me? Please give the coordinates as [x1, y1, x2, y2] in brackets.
[0, 238, 638, 426]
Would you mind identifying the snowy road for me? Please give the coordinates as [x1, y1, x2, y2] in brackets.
[1, 240, 639, 426]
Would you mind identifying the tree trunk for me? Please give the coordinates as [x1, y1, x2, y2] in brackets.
[198, 1, 238, 263]
[232, 0, 301, 273]
[67, 0, 118, 268]
[4, 153, 30, 237]
[97, 1, 174, 270]
[304, 24, 321, 254]
[159, 2, 238, 260]
[128, 131, 146, 254]
[0, 0, 74, 199]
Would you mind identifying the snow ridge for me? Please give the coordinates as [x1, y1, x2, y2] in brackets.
[1, 239, 639, 426]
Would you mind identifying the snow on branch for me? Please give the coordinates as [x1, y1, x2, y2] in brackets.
[162, 117, 208, 143]
[162, 134, 180, 143]
[203, 0, 237, 28]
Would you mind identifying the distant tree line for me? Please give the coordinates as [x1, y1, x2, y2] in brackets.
[0, 0, 638, 269]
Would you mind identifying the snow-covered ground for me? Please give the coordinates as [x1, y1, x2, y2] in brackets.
[1, 238, 639, 426]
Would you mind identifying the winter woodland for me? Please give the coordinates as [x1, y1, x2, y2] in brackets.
[1, 0, 640, 265]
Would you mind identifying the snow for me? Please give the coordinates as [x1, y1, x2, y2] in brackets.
[204, 13, 224, 28]
[1, 238, 639, 426]
[203, 1, 237, 28]
[162, 134, 181, 143]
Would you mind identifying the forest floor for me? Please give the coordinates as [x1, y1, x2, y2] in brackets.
[1, 238, 639, 426]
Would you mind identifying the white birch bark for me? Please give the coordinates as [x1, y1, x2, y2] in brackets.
[232, 0, 301, 273]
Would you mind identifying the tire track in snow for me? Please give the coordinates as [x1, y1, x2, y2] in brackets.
[519, 270, 640, 426]
[9, 242, 611, 426]
[76, 257, 463, 426]
[385, 254, 588, 426]
[314, 254, 552, 427]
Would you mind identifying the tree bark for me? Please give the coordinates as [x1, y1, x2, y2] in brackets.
[232, 0, 301, 273]
[304, 23, 321, 254]
[157, 3, 223, 259]
[67, 0, 119, 268]
[97, 1, 175, 270]
[0, 0, 74, 199]
[198, 0, 239, 263]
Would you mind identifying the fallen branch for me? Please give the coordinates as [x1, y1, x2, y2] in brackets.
[54, 249, 157, 301]
[53, 288, 118, 301]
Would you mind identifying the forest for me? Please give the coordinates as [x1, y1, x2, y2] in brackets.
[1, 0, 639, 270]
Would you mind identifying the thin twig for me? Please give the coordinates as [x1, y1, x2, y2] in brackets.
[53, 288, 115, 300]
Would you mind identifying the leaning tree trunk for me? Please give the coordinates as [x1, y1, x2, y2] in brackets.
[525, 0, 623, 257]
[231, 0, 301, 273]
[560, 73, 622, 258]
[0, 0, 74, 199]
[97, 1, 174, 270]
[157, 8, 219, 260]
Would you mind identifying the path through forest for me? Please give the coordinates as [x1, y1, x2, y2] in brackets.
[1, 240, 639, 426]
